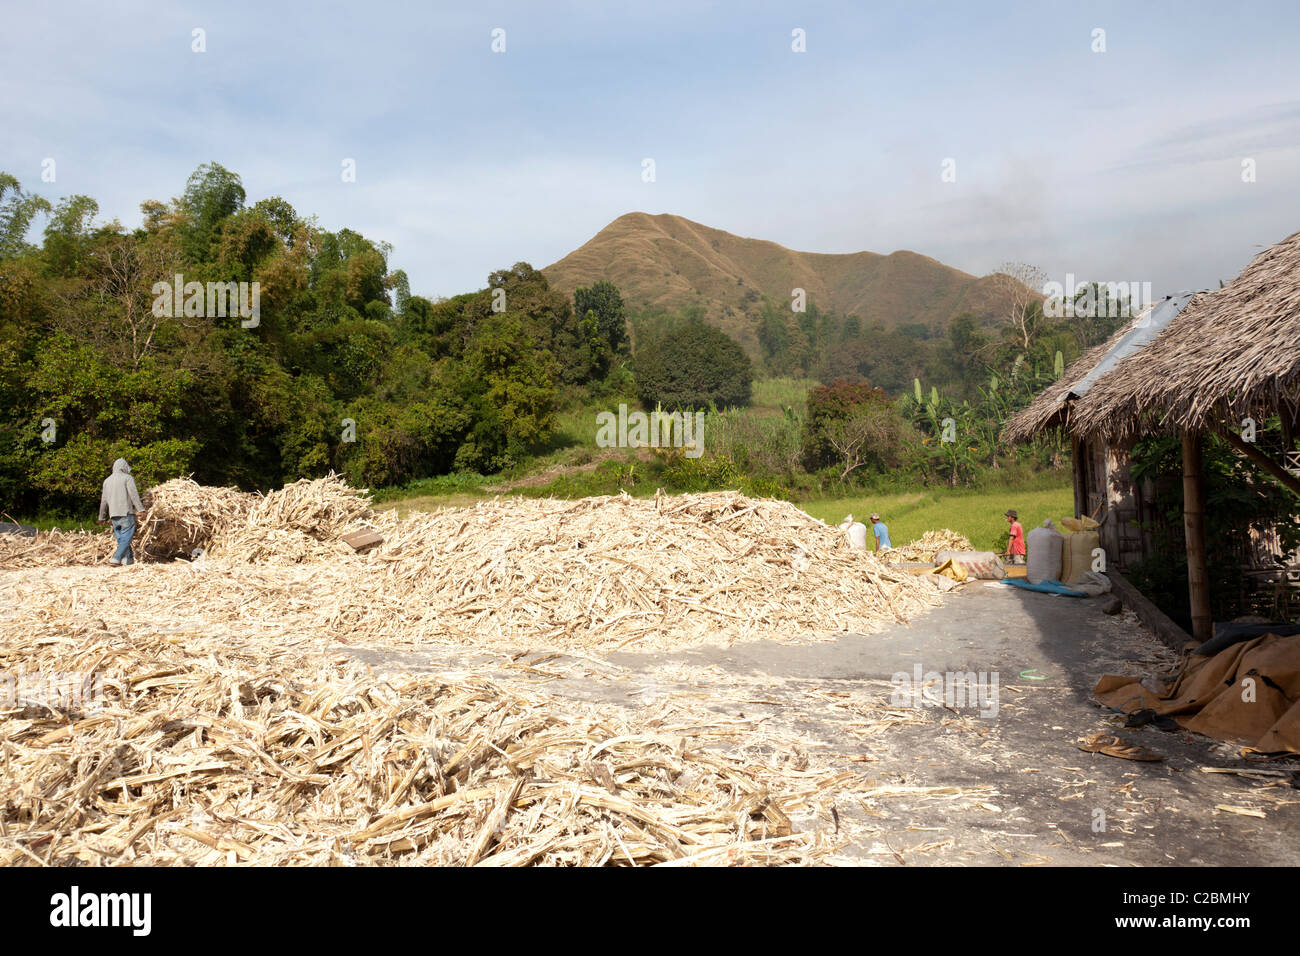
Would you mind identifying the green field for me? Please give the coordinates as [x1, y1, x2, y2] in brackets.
[797, 484, 1074, 552]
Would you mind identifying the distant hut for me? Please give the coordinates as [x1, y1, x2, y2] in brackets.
[1004, 230, 1300, 639]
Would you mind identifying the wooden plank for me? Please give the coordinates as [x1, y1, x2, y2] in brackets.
[1071, 435, 1087, 520]
[1138, 475, 1156, 561]
[341, 528, 384, 552]
[1218, 427, 1300, 497]
[1107, 569, 1196, 652]
[1182, 431, 1213, 642]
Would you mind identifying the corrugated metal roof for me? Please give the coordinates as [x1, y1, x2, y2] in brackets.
[1069, 290, 1200, 398]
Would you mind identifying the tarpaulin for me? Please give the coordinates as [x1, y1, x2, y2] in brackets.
[1095, 633, 1300, 754]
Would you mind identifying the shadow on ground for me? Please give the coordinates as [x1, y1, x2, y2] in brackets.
[344, 583, 1300, 866]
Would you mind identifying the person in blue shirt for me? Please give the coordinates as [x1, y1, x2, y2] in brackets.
[870, 513, 891, 551]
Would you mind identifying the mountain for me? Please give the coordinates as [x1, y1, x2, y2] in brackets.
[542, 212, 1027, 356]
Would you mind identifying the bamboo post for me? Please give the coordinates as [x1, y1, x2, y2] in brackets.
[1181, 431, 1212, 642]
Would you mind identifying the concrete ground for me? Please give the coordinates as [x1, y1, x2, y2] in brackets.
[344, 581, 1300, 866]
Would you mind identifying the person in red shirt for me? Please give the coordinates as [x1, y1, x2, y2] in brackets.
[1004, 509, 1026, 565]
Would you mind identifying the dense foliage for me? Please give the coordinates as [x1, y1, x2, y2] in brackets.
[573, 280, 628, 373]
[616, 278, 1135, 492]
[751, 288, 1127, 402]
[633, 315, 753, 411]
[1126, 426, 1300, 628]
[802, 381, 907, 475]
[904, 358, 1069, 487]
[0, 165, 626, 515]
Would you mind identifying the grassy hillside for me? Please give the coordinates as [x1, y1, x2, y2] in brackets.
[542, 212, 1029, 355]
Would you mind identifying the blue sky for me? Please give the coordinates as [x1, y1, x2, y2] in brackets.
[3, 0, 1299, 300]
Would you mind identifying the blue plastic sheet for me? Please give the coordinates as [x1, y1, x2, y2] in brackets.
[1001, 577, 1087, 597]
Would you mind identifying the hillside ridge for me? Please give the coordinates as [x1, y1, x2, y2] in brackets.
[542, 213, 1025, 355]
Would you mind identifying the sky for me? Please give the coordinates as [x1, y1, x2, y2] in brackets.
[3, 0, 1299, 300]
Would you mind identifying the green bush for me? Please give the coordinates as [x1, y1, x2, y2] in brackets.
[657, 453, 743, 492]
[802, 380, 912, 477]
[739, 474, 793, 500]
[634, 319, 752, 411]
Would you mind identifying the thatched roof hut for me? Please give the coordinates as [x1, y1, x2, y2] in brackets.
[1000, 292, 1199, 444]
[1069, 230, 1300, 440]
[1001, 229, 1300, 641]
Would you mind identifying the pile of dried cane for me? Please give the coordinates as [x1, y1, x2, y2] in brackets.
[882, 529, 974, 564]
[3, 484, 942, 650]
[207, 474, 374, 563]
[0, 619, 865, 866]
[0, 528, 110, 568]
[135, 478, 254, 561]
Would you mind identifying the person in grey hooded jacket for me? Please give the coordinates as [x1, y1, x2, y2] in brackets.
[97, 458, 145, 566]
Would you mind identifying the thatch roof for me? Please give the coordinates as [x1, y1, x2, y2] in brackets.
[1069, 230, 1300, 440]
[1000, 329, 1128, 443]
[1000, 292, 1198, 443]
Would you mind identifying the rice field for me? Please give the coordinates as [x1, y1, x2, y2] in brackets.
[797, 483, 1075, 552]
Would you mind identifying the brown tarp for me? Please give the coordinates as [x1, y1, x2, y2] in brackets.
[1094, 633, 1300, 755]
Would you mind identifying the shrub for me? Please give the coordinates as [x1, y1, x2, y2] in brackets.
[634, 320, 752, 410]
[657, 453, 744, 492]
[802, 380, 909, 476]
[702, 406, 804, 479]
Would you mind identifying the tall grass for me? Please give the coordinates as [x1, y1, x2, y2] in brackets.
[371, 471, 491, 502]
[550, 406, 604, 451]
[701, 406, 803, 478]
[751, 377, 818, 412]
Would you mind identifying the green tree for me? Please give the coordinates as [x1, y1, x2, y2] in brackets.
[635, 318, 752, 410]
[41, 195, 100, 276]
[802, 380, 906, 474]
[574, 280, 628, 356]
[455, 310, 559, 470]
[0, 173, 52, 259]
[21, 334, 198, 507]
[179, 162, 246, 262]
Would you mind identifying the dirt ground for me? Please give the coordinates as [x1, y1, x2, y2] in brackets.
[343, 582, 1300, 866]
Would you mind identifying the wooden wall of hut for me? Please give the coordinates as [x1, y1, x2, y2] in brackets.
[1072, 436, 1162, 570]
[1071, 435, 1289, 576]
